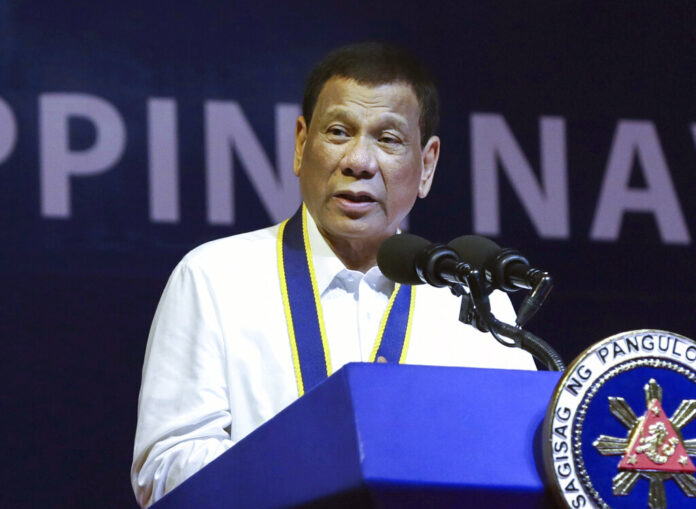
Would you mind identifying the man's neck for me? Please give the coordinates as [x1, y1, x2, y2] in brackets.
[317, 228, 386, 273]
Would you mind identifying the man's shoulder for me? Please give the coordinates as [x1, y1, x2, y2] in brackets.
[180, 223, 281, 273]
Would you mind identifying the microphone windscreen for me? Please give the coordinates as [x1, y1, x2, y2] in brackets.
[377, 233, 431, 285]
[448, 235, 500, 270]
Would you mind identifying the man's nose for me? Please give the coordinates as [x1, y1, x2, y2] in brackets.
[341, 136, 378, 178]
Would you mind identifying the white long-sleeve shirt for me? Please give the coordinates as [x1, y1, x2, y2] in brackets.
[131, 213, 535, 507]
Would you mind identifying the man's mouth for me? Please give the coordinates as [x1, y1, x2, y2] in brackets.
[334, 192, 376, 203]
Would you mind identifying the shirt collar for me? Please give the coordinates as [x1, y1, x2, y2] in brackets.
[305, 208, 394, 296]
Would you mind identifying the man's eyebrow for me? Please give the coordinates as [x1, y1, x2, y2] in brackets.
[322, 106, 354, 122]
[377, 113, 409, 131]
[323, 106, 409, 130]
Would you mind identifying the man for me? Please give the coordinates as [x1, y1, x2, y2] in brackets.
[131, 42, 534, 507]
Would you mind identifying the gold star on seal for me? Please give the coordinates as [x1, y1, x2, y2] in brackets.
[593, 379, 696, 504]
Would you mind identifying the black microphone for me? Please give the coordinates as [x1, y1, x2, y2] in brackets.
[377, 233, 466, 288]
[447, 235, 535, 290]
[448, 235, 553, 326]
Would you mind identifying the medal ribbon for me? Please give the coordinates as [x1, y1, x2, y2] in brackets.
[277, 204, 415, 396]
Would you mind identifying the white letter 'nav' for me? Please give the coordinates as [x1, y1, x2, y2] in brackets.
[471, 114, 569, 238]
[205, 101, 301, 225]
[591, 120, 690, 245]
[39, 93, 126, 218]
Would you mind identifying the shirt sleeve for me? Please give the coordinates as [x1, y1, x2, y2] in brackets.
[131, 258, 234, 507]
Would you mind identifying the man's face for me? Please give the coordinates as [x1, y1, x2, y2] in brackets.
[293, 77, 439, 247]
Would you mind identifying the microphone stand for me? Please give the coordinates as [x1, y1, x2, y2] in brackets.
[450, 264, 565, 372]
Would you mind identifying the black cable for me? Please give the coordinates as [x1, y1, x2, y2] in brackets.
[458, 268, 565, 371]
[487, 316, 565, 371]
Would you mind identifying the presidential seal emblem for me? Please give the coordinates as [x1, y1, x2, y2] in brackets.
[543, 330, 696, 508]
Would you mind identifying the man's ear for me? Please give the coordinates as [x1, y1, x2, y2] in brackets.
[293, 116, 308, 177]
[418, 135, 440, 198]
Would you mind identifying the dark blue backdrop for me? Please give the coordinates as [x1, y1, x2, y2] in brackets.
[2, 2, 695, 507]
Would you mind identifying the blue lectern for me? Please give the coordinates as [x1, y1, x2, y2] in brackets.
[154, 363, 561, 508]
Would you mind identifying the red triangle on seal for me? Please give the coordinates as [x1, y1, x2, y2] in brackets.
[619, 398, 696, 473]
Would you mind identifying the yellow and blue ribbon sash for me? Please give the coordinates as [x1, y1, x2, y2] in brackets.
[277, 204, 415, 396]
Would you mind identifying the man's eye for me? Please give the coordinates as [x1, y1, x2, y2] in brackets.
[379, 135, 400, 144]
[328, 127, 348, 137]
